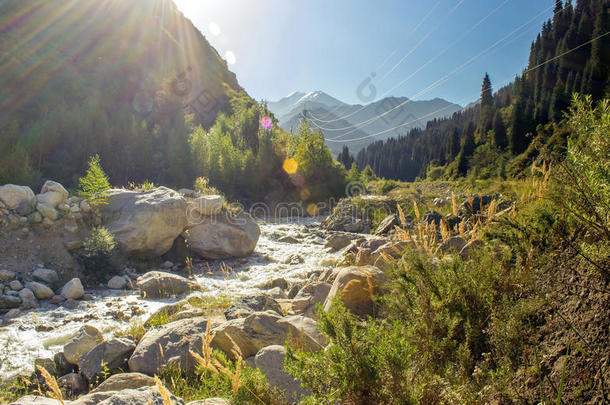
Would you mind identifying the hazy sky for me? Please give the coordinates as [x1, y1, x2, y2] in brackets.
[173, 0, 556, 105]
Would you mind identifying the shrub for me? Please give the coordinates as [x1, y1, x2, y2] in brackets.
[553, 95, 610, 242]
[286, 301, 416, 405]
[378, 179, 396, 194]
[79, 226, 118, 284]
[78, 154, 111, 208]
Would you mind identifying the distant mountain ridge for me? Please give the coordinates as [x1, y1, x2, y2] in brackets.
[268, 91, 463, 154]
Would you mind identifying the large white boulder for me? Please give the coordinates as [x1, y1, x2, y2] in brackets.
[0, 184, 35, 210]
[183, 211, 260, 259]
[101, 187, 187, 256]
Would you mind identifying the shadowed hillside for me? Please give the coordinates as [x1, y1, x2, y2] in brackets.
[0, 0, 243, 187]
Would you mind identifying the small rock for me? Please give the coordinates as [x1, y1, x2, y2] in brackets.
[439, 236, 467, 254]
[61, 278, 84, 300]
[324, 233, 352, 252]
[107, 275, 127, 290]
[91, 372, 155, 393]
[28, 211, 43, 223]
[137, 271, 201, 299]
[9, 395, 64, 404]
[324, 266, 388, 317]
[19, 288, 38, 309]
[58, 372, 87, 394]
[4, 308, 21, 320]
[422, 211, 443, 226]
[186, 400, 230, 405]
[26, 282, 55, 300]
[224, 294, 282, 320]
[80, 200, 92, 213]
[160, 261, 174, 269]
[53, 352, 74, 376]
[79, 338, 136, 382]
[36, 323, 55, 332]
[64, 221, 78, 233]
[63, 324, 104, 365]
[50, 295, 65, 305]
[57, 203, 70, 212]
[62, 298, 79, 309]
[0, 270, 16, 282]
[189, 195, 224, 218]
[65, 241, 82, 251]
[374, 214, 399, 235]
[9, 280, 23, 291]
[284, 254, 304, 265]
[83, 293, 94, 301]
[460, 239, 485, 260]
[36, 203, 59, 220]
[264, 278, 289, 291]
[278, 235, 299, 244]
[255, 345, 307, 402]
[32, 268, 59, 285]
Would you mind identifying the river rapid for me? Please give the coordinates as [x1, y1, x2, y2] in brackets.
[0, 217, 343, 383]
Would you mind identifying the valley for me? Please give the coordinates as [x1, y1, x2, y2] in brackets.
[0, 0, 608, 404]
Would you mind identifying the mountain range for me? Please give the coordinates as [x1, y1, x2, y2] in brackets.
[268, 91, 463, 154]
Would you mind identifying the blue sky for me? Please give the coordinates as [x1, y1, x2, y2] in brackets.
[173, 0, 556, 106]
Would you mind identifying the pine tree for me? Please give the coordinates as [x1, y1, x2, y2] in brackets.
[481, 73, 493, 107]
[492, 111, 508, 149]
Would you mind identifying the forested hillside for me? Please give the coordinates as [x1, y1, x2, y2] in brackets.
[0, 0, 242, 187]
[0, 0, 347, 205]
[349, 0, 609, 181]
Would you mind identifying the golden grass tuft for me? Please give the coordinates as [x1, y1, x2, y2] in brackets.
[35, 366, 64, 405]
[154, 375, 174, 405]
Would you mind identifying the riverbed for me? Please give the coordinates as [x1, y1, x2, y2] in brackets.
[0, 217, 343, 382]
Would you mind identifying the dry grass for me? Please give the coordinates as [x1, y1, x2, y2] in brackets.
[189, 319, 246, 400]
[35, 366, 64, 405]
[154, 376, 174, 405]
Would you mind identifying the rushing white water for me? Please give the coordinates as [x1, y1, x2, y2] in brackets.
[0, 218, 343, 382]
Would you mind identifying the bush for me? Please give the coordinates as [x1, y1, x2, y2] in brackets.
[286, 300, 416, 405]
[553, 95, 610, 242]
[378, 179, 396, 194]
[79, 226, 118, 284]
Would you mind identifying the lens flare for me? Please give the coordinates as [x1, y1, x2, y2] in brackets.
[209, 22, 221, 36]
[260, 116, 272, 130]
[225, 51, 236, 65]
[307, 203, 320, 216]
[283, 158, 298, 174]
[300, 188, 311, 200]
